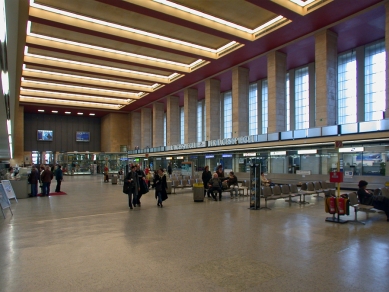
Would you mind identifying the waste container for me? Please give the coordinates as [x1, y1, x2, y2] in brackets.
[193, 183, 204, 202]
[166, 181, 172, 194]
[112, 175, 118, 185]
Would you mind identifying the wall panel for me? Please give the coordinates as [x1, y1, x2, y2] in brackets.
[24, 113, 101, 152]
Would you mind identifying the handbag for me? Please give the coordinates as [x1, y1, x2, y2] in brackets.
[141, 179, 149, 194]
[123, 182, 130, 194]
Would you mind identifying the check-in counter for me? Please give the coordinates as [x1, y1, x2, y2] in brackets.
[10, 180, 29, 199]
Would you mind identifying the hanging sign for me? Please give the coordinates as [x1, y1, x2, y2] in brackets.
[329, 171, 343, 183]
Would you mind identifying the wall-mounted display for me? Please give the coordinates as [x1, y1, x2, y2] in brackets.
[76, 131, 90, 142]
[37, 130, 53, 141]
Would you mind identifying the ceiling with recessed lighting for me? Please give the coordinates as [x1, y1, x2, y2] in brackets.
[0, 0, 386, 159]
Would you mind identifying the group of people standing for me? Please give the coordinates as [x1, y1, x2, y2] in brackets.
[123, 164, 167, 209]
[28, 164, 63, 197]
[202, 165, 238, 201]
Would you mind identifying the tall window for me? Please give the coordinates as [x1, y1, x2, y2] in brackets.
[286, 73, 290, 131]
[163, 113, 166, 146]
[180, 107, 184, 144]
[261, 80, 268, 134]
[223, 91, 232, 138]
[248, 83, 258, 135]
[365, 41, 386, 121]
[197, 101, 203, 142]
[338, 51, 357, 124]
[295, 67, 309, 130]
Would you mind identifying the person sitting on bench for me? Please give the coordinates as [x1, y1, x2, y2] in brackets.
[207, 173, 222, 201]
[357, 180, 389, 222]
[224, 171, 238, 198]
[260, 172, 274, 186]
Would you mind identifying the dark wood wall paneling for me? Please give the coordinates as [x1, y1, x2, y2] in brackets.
[24, 113, 101, 152]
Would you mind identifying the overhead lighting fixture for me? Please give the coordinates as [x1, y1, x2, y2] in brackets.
[20, 88, 132, 104]
[20, 96, 124, 110]
[290, 0, 316, 7]
[89, 113, 95, 116]
[22, 66, 159, 90]
[0, 0, 6, 43]
[29, 0, 237, 54]
[26, 24, 192, 68]
[24, 47, 172, 81]
[297, 149, 317, 155]
[6, 119, 11, 135]
[1, 71, 9, 95]
[77, 112, 83, 115]
[153, 0, 286, 35]
[338, 147, 364, 153]
[38, 109, 44, 112]
[52, 110, 58, 113]
[21, 78, 138, 97]
[65, 112, 71, 114]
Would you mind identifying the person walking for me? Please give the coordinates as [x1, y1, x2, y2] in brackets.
[41, 165, 53, 197]
[55, 165, 63, 192]
[202, 165, 212, 197]
[154, 168, 167, 207]
[124, 165, 140, 209]
[28, 165, 40, 197]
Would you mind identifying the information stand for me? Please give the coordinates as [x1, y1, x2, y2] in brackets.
[1, 180, 18, 202]
[0, 184, 13, 218]
[249, 164, 262, 210]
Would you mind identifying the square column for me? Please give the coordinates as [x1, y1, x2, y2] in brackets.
[205, 79, 220, 140]
[153, 102, 164, 147]
[101, 113, 129, 152]
[315, 29, 337, 127]
[267, 51, 287, 133]
[11, 106, 24, 165]
[167, 96, 180, 145]
[184, 88, 198, 143]
[141, 108, 152, 148]
[130, 112, 141, 150]
[232, 67, 249, 137]
[385, 3, 389, 119]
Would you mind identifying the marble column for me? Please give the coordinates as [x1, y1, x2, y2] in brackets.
[205, 79, 221, 140]
[267, 51, 287, 133]
[315, 29, 338, 127]
[153, 102, 164, 147]
[141, 108, 152, 148]
[232, 67, 249, 137]
[129, 112, 141, 150]
[184, 88, 198, 143]
[167, 96, 180, 145]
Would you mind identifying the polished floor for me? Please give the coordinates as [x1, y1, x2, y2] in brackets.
[1, 175, 389, 292]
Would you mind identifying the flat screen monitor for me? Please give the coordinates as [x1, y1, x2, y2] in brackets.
[76, 131, 90, 142]
[37, 130, 53, 141]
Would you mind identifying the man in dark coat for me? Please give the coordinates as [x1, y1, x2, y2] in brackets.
[55, 165, 63, 192]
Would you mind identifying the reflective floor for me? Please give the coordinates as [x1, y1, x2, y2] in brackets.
[1, 175, 389, 291]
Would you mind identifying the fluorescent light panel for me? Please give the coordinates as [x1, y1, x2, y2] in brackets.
[24, 47, 173, 80]
[51, 110, 58, 113]
[65, 112, 71, 114]
[20, 88, 132, 104]
[23, 66, 159, 89]
[21, 78, 138, 97]
[290, 0, 316, 7]
[29, 0, 237, 54]
[338, 147, 364, 153]
[6, 119, 11, 135]
[20, 95, 123, 109]
[153, 0, 286, 35]
[297, 149, 317, 154]
[1, 71, 9, 95]
[38, 109, 44, 112]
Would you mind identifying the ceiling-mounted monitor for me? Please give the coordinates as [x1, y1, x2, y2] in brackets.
[76, 131, 90, 142]
[37, 130, 53, 141]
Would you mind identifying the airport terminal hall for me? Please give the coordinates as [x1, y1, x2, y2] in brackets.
[2, 0, 389, 291]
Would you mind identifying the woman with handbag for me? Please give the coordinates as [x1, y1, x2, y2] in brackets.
[124, 165, 140, 209]
[153, 168, 167, 208]
[135, 164, 148, 207]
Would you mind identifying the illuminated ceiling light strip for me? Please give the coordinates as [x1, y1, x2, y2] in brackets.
[20, 95, 122, 109]
[6, 119, 11, 135]
[289, 0, 316, 7]
[21, 78, 140, 96]
[0, 0, 6, 43]
[23, 66, 158, 89]
[154, 0, 285, 35]
[30, 0, 225, 53]
[1, 70, 9, 95]
[20, 88, 131, 104]
[24, 47, 171, 80]
[26, 25, 191, 68]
